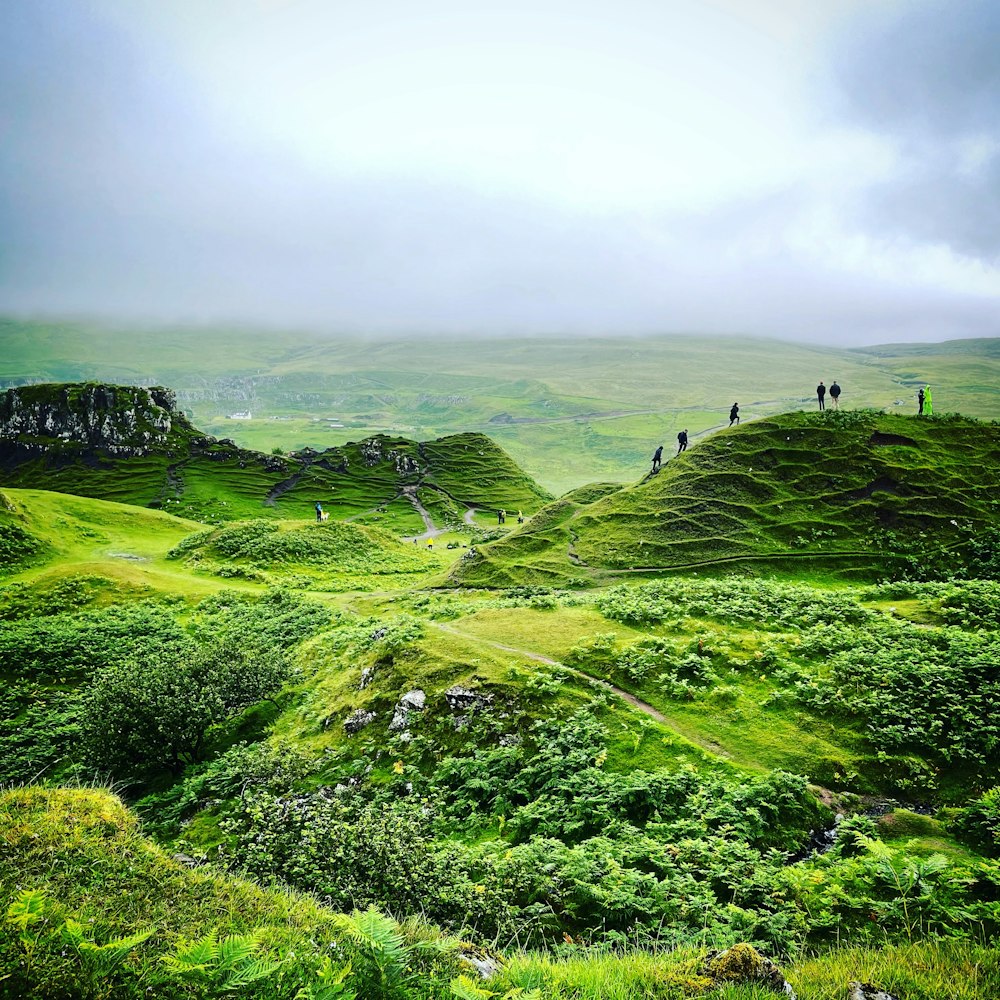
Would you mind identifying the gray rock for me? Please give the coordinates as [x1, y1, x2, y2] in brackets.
[390, 689, 426, 731]
[849, 984, 899, 1000]
[343, 709, 377, 734]
[445, 685, 494, 712]
[359, 666, 376, 690]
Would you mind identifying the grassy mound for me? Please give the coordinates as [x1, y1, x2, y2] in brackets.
[451, 410, 1000, 586]
[168, 517, 441, 587]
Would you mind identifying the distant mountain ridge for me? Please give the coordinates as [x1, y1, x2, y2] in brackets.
[0, 382, 552, 525]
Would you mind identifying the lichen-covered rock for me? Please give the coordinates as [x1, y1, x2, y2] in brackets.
[343, 709, 377, 734]
[701, 944, 795, 997]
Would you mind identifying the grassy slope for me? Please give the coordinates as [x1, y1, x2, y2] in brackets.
[3, 787, 998, 1000]
[450, 410, 1000, 587]
[6, 320, 1000, 493]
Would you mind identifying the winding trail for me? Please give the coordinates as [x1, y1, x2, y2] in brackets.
[427, 621, 728, 757]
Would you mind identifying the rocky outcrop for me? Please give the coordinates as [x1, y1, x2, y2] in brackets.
[0, 383, 190, 461]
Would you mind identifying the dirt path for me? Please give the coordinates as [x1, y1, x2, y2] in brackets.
[402, 486, 445, 541]
[463, 506, 478, 526]
[428, 621, 727, 756]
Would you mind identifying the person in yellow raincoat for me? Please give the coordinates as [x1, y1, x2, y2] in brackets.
[924, 385, 933, 415]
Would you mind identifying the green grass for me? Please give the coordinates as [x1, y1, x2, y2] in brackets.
[451, 410, 1000, 586]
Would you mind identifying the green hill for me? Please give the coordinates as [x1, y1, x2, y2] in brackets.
[450, 410, 1000, 587]
[0, 383, 552, 528]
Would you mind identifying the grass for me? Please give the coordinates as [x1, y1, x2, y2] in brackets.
[451, 410, 1000, 586]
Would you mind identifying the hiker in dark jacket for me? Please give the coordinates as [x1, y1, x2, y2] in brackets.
[829, 381, 841, 409]
[817, 382, 826, 410]
[729, 404, 739, 426]
[676, 429, 688, 454]
[651, 445, 663, 472]
[918, 386, 925, 414]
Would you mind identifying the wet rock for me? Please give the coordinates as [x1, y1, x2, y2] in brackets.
[343, 709, 377, 734]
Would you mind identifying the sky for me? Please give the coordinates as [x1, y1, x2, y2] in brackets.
[1, 0, 998, 344]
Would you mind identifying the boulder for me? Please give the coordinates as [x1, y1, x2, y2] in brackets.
[445, 685, 493, 712]
[700, 945, 795, 998]
[849, 984, 899, 1000]
[390, 689, 426, 731]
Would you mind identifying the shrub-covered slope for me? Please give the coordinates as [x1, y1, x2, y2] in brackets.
[451, 410, 1000, 586]
[0, 383, 551, 525]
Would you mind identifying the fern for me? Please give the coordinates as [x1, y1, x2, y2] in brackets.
[451, 974, 495, 999]
[5, 889, 48, 934]
[159, 930, 284, 993]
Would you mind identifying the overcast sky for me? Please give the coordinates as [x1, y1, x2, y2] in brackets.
[1, 0, 998, 343]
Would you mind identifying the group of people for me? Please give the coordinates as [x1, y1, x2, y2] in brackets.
[497, 509, 525, 524]
[650, 379, 936, 474]
[815, 381, 842, 410]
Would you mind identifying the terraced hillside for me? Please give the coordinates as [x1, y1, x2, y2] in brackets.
[0, 383, 551, 528]
[451, 409, 1000, 586]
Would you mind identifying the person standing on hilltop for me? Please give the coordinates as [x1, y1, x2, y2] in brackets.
[918, 386, 925, 414]
[315, 502, 323, 522]
[651, 444, 663, 472]
[729, 403, 740, 426]
[829, 381, 841, 409]
[924, 385, 933, 415]
[677, 429, 688, 454]
[817, 381, 826, 411]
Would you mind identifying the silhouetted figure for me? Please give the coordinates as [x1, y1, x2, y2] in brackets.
[829, 381, 841, 409]
[677, 429, 688, 453]
[651, 445, 663, 472]
[817, 382, 826, 410]
[918, 386, 925, 414]
[729, 404, 739, 426]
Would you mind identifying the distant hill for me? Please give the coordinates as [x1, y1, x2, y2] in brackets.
[451, 409, 1000, 586]
[0, 383, 552, 527]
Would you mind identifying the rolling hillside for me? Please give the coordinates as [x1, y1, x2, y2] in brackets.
[450, 409, 1000, 586]
[0, 383, 552, 529]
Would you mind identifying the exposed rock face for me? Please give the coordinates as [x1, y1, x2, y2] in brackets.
[0, 383, 187, 461]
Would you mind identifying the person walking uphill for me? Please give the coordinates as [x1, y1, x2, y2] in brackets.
[817, 381, 826, 411]
[651, 445, 663, 472]
[829, 381, 841, 409]
[729, 404, 739, 426]
[677, 429, 688, 454]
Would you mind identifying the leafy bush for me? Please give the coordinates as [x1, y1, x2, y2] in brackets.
[80, 642, 289, 776]
[953, 787, 1000, 856]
